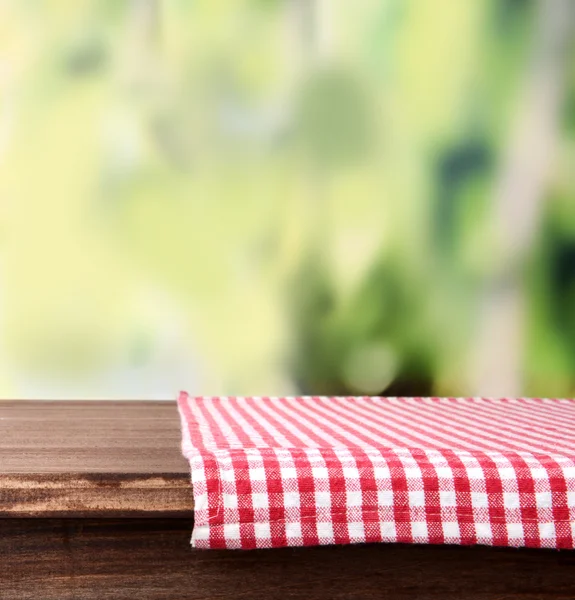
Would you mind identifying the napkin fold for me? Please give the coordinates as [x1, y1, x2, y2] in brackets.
[178, 393, 575, 550]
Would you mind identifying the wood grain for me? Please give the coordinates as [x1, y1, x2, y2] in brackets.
[0, 401, 194, 516]
[2, 401, 574, 599]
[1, 518, 574, 600]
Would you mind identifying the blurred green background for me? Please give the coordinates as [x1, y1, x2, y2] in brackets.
[0, 0, 574, 399]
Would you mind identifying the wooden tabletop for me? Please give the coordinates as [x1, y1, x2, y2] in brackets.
[0, 401, 194, 517]
[2, 403, 574, 600]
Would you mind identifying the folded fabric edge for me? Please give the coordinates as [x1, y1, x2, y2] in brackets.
[176, 392, 575, 551]
[183, 445, 575, 551]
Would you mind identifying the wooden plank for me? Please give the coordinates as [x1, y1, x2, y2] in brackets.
[1, 518, 574, 600]
[0, 401, 194, 516]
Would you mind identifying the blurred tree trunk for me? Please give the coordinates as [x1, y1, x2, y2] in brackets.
[470, 0, 574, 397]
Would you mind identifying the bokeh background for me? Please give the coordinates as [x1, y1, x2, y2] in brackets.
[0, 0, 574, 399]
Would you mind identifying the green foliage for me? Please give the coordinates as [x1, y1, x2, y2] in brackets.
[0, 0, 573, 397]
[295, 67, 375, 169]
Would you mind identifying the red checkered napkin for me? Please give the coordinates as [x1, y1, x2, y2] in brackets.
[177, 393, 575, 550]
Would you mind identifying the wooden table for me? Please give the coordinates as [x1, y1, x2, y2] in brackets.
[1, 401, 573, 599]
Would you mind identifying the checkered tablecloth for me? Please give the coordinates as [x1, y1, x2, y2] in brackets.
[177, 393, 575, 550]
